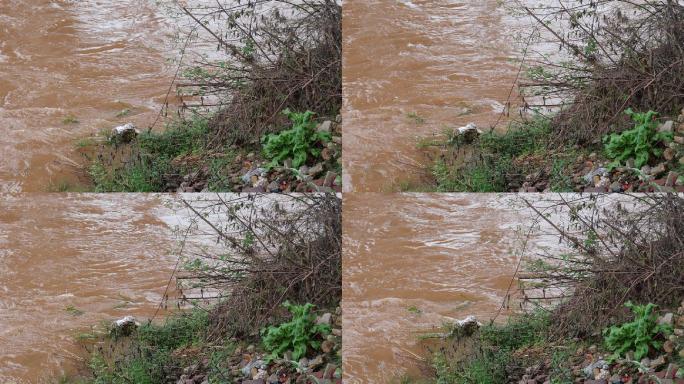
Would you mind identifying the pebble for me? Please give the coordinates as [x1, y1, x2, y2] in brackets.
[658, 120, 674, 133]
[316, 313, 333, 325]
[659, 313, 674, 326]
[316, 120, 332, 133]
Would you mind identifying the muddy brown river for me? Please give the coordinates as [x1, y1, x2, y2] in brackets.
[342, 193, 563, 383]
[0, 194, 181, 383]
[0, 0, 175, 192]
[342, 0, 524, 192]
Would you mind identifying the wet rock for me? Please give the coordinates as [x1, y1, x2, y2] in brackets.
[455, 123, 482, 144]
[242, 168, 266, 184]
[110, 123, 139, 143]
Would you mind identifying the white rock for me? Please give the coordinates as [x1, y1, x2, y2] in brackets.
[456, 315, 481, 328]
[454, 123, 482, 144]
[316, 313, 333, 325]
[456, 123, 482, 135]
[113, 315, 138, 328]
[112, 123, 138, 135]
[317, 120, 333, 133]
[111, 123, 139, 143]
[658, 120, 674, 133]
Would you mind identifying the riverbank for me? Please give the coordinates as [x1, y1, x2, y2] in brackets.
[425, 111, 684, 193]
[422, 304, 684, 384]
[64, 303, 342, 384]
[58, 194, 342, 383]
[74, 0, 341, 193]
[406, 194, 684, 383]
[84, 113, 342, 193]
[419, 1, 684, 193]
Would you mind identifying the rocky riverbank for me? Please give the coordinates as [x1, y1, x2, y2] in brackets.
[427, 108, 684, 193]
[514, 303, 684, 384]
[515, 111, 684, 194]
[171, 308, 342, 384]
[86, 114, 342, 193]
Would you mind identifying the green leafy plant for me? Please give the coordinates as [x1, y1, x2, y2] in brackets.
[261, 109, 331, 169]
[603, 301, 673, 360]
[261, 301, 331, 361]
[603, 109, 673, 168]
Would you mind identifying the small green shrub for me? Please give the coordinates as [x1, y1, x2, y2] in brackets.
[261, 301, 331, 361]
[603, 109, 673, 168]
[603, 301, 673, 360]
[261, 110, 331, 169]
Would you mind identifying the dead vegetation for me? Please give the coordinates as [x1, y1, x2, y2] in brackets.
[519, 193, 684, 337]
[176, 0, 342, 146]
[520, 0, 684, 144]
[175, 193, 341, 338]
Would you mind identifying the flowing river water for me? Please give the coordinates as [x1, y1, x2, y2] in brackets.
[0, 194, 184, 383]
[342, 0, 525, 192]
[342, 193, 564, 383]
[0, 0, 176, 192]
